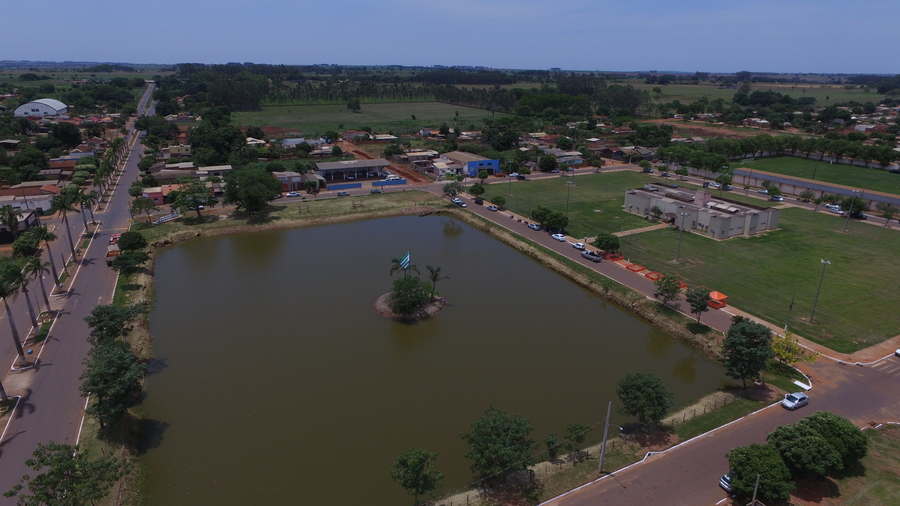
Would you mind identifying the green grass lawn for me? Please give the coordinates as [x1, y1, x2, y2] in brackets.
[232, 102, 504, 136]
[622, 207, 900, 352]
[479, 171, 661, 239]
[736, 157, 900, 196]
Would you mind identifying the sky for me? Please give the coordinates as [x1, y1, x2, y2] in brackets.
[3, 0, 898, 74]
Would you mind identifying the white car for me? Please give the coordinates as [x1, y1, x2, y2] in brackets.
[709, 182, 721, 188]
[451, 198, 467, 208]
[781, 392, 809, 410]
[486, 205, 498, 211]
[551, 233, 566, 242]
[572, 242, 586, 250]
[285, 191, 301, 197]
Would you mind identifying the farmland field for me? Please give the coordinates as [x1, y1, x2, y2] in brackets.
[736, 157, 900, 195]
[232, 102, 504, 137]
[629, 82, 884, 106]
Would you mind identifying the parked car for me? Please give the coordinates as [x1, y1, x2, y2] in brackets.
[719, 473, 734, 493]
[337, 191, 350, 197]
[509, 172, 519, 178]
[486, 205, 498, 212]
[473, 198, 483, 205]
[451, 197, 466, 207]
[660, 172, 671, 177]
[550, 169, 560, 173]
[723, 184, 733, 191]
[643, 167, 653, 173]
[572, 242, 586, 250]
[850, 212, 868, 220]
[345, 175, 355, 180]
[528, 223, 541, 230]
[709, 182, 721, 188]
[370, 188, 382, 194]
[757, 189, 768, 194]
[516, 174, 526, 180]
[581, 250, 603, 262]
[828, 207, 843, 214]
[285, 191, 301, 197]
[551, 233, 566, 242]
[274, 193, 283, 198]
[781, 392, 809, 410]
[771, 195, 784, 202]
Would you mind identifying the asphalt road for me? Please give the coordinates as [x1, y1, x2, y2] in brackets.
[0, 84, 154, 491]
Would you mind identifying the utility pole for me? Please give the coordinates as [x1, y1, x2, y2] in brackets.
[810, 260, 831, 323]
[785, 288, 797, 331]
[598, 401, 612, 474]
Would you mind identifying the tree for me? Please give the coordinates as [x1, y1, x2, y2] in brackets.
[8, 256, 39, 329]
[840, 196, 866, 214]
[616, 372, 674, 427]
[0, 257, 28, 366]
[799, 190, 815, 203]
[674, 167, 688, 180]
[131, 196, 160, 223]
[770, 331, 817, 366]
[477, 169, 489, 183]
[170, 179, 217, 219]
[653, 275, 681, 305]
[390, 256, 418, 278]
[83, 304, 147, 347]
[0, 205, 20, 239]
[564, 423, 592, 456]
[638, 159, 651, 171]
[684, 287, 711, 323]
[79, 190, 100, 224]
[544, 211, 568, 233]
[389, 275, 432, 315]
[530, 206, 552, 227]
[490, 195, 506, 209]
[390, 449, 444, 505]
[117, 231, 147, 252]
[424, 265, 448, 301]
[468, 182, 485, 198]
[726, 443, 794, 502]
[460, 406, 538, 483]
[593, 232, 620, 254]
[50, 189, 78, 257]
[245, 125, 266, 139]
[721, 317, 775, 388]
[3, 442, 128, 505]
[442, 181, 463, 198]
[332, 145, 343, 157]
[650, 205, 663, 219]
[544, 434, 563, 460]
[875, 202, 898, 225]
[31, 226, 60, 289]
[797, 411, 867, 469]
[539, 155, 557, 172]
[110, 250, 149, 279]
[79, 341, 146, 429]
[24, 258, 52, 314]
[766, 423, 842, 478]
[51, 122, 83, 148]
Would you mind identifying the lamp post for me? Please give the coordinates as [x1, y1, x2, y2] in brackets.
[809, 260, 831, 323]
[508, 172, 512, 196]
[565, 180, 573, 217]
[675, 211, 690, 262]
[843, 190, 861, 232]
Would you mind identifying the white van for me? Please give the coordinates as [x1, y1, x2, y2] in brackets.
[384, 174, 401, 181]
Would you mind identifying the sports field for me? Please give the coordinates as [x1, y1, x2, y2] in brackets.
[232, 102, 503, 137]
[622, 207, 899, 352]
[736, 157, 900, 195]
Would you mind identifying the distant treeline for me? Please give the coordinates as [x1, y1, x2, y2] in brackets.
[844, 74, 900, 93]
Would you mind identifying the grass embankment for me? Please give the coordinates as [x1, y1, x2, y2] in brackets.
[232, 102, 505, 135]
[737, 156, 900, 195]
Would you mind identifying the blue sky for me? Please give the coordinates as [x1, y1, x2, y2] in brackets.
[4, 0, 897, 74]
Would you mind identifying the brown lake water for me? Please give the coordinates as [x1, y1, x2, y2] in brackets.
[141, 215, 728, 505]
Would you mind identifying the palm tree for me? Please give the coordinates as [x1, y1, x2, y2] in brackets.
[0, 204, 19, 240]
[32, 226, 61, 290]
[80, 189, 100, 224]
[425, 265, 449, 301]
[13, 259, 39, 329]
[389, 258, 418, 277]
[24, 258, 52, 314]
[50, 192, 77, 258]
[0, 258, 29, 367]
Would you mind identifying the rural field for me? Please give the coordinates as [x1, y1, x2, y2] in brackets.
[622, 206, 899, 352]
[232, 101, 503, 137]
[630, 81, 883, 106]
[735, 157, 900, 195]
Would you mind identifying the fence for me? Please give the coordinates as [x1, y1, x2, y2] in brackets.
[325, 182, 362, 191]
[372, 179, 408, 187]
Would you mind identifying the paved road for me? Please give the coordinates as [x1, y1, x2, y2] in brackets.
[0, 84, 154, 491]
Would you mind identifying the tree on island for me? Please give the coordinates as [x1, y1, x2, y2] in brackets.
[390, 449, 444, 505]
[388, 276, 432, 315]
[424, 265, 448, 301]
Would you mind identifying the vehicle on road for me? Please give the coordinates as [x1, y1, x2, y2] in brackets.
[516, 174, 526, 180]
[771, 195, 784, 202]
[781, 392, 809, 410]
[896, 348, 900, 357]
[551, 233, 566, 241]
[528, 223, 541, 230]
[850, 212, 868, 220]
[709, 182, 721, 188]
[643, 167, 653, 173]
[723, 184, 733, 191]
[285, 191, 301, 197]
[473, 198, 483, 205]
[274, 193, 283, 198]
[828, 207, 843, 214]
[370, 188, 382, 194]
[510, 172, 519, 178]
[451, 198, 467, 207]
[550, 169, 560, 173]
[757, 189, 768, 194]
[581, 250, 603, 262]
[660, 172, 671, 177]
[384, 174, 401, 181]
[337, 191, 350, 197]
[719, 473, 734, 493]
[572, 242, 586, 250]
[486, 205, 498, 211]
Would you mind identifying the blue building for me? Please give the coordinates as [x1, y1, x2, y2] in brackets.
[440, 151, 500, 178]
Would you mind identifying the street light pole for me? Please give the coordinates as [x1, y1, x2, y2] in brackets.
[675, 211, 690, 262]
[809, 260, 831, 323]
[565, 180, 573, 217]
[843, 190, 860, 232]
[598, 401, 612, 473]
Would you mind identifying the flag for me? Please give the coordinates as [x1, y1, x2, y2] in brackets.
[399, 251, 410, 270]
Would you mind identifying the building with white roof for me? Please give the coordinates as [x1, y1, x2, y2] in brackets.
[14, 98, 68, 117]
